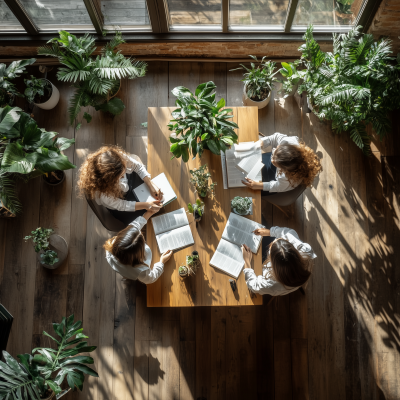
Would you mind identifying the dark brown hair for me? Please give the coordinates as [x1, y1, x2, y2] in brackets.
[77, 145, 128, 200]
[104, 225, 146, 266]
[273, 142, 322, 188]
[267, 238, 311, 288]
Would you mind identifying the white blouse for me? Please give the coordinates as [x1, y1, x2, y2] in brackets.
[105, 216, 164, 284]
[95, 153, 151, 211]
[260, 132, 301, 193]
[244, 226, 317, 296]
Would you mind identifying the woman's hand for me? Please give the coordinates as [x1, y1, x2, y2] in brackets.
[253, 228, 271, 237]
[242, 177, 264, 190]
[241, 244, 252, 269]
[160, 249, 173, 264]
[144, 177, 163, 201]
[146, 200, 162, 212]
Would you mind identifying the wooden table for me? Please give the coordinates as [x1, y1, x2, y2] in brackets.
[147, 107, 263, 307]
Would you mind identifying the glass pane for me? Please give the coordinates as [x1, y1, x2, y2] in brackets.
[229, 0, 289, 27]
[101, 0, 150, 28]
[293, 0, 366, 28]
[167, 0, 221, 27]
[19, 0, 93, 30]
[0, 0, 24, 30]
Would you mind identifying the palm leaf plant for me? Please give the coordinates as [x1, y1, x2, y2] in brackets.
[0, 315, 98, 400]
[37, 31, 147, 130]
[0, 105, 76, 214]
[168, 81, 238, 161]
[298, 25, 400, 155]
[0, 58, 36, 106]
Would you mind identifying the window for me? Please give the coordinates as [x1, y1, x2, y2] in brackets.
[229, 0, 289, 31]
[0, 0, 24, 31]
[166, 0, 222, 31]
[101, 0, 151, 30]
[18, 0, 94, 31]
[292, 0, 367, 31]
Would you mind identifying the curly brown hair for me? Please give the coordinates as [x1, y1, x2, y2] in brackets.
[77, 145, 128, 200]
[273, 142, 322, 188]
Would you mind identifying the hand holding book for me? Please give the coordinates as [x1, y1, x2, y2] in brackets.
[253, 227, 271, 236]
[241, 244, 252, 269]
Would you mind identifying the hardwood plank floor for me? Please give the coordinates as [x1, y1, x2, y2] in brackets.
[0, 62, 399, 400]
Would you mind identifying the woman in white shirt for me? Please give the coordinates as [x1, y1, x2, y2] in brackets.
[78, 145, 163, 224]
[104, 208, 173, 283]
[242, 132, 322, 195]
[242, 226, 317, 296]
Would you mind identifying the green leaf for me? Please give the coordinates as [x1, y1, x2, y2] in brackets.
[206, 139, 220, 155]
[35, 152, 76, 173]
[83, 112, 92, 123]
[46, 380, 62, 395]
[0, 106, 22, 135]
[60, 356, 94, 367]
[1, 143, 38, 174]
[94, 97, 125, 116]
[216, 98, 225, 109]
[54, 137, 75, 151]
[62, 364, 99, 377]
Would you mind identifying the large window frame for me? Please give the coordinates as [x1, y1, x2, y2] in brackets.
[0, 0, 383, 41]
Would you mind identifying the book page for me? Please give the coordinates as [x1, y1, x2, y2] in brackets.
[236, 148, 262, 174]
[133, 173, 176, 205]
[151, 208, 188, 236]
[247, 160, 264, 180]
[209, 239, 244, 279]
[222, 213, 263, 254]
[156, 225, 194, 253]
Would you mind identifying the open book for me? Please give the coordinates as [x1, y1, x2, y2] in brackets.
[151, 208, 194, 253]
[210, 213, 264, 278]
[222, 142, 263, 188]
[133, 173, 177, 206]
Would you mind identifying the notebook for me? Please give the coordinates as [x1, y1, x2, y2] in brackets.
[133, 173, 177, 206]
[151, 208, 194, 253]
[210, 213, 264, 278]
[221, 142, 263, 188]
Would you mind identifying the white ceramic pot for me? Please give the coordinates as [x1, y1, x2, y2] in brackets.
[36, 234, 68, 269]
[34, 79, 60, 110]
[242, 85, 271, 109]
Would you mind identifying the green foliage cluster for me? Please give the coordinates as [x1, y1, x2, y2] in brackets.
[0, 315, 98, 400]
[298, 25, 400, 154]
[231, 196, 252, 214]
[230, 55, 279, 100]
[188, 198, 204, 217]
[38, 31, 147, 129]
[40, 250, 59, 266]
[24, 76, 52, 104]
[278, 60, 303, 98]
[168, 81, 238, 161]
[189, 164, 216, 199]
[24, 227, 54, 253]
[186, 254, 199, 266]
[335, 0, 355, 14]
[0, 106, 76, 214]
[0, 59, 36, 106]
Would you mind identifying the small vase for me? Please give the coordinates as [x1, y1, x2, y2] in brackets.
[34, 79, 60, 110]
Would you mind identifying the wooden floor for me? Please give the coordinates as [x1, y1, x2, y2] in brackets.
[0, 62, 399, 400]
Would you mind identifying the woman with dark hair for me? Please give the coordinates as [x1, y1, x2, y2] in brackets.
[241, 226, 316, 295]
[242, 132, 322, 195]
[78, 145, 163, 224]
[104, 208, 173, 283]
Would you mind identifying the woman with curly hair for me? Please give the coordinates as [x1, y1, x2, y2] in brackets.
[78, 145, 162, 224]
[242, 132, 322, 195]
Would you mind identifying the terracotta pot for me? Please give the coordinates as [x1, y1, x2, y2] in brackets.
[242, 85, 271, 109]
[34, 79, 60, 110]
[37, 234, 68, 269]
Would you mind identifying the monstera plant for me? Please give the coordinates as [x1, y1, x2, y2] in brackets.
[0, 315, 98, 399]
[168, 81, 238, 162]
[0, 106, 75, 215]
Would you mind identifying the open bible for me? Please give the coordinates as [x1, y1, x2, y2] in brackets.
[210, 213, 264, 278]
[133, 173, 177, 206]
[151, 208, 194, 253]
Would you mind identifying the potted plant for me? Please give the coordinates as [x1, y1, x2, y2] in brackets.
[277, 60, 303, 98]
[186, 251, 200, 275]
[179, 265, 189, 278]
[335, 0, 355, 23]
[189, 164, 216, 199]
[0, 58, 36, 106]
[0, 106, 76, 214]
[24, 75, 60, 110]
[0, 164, 21, 218]
[0, 314, 98, 399]
[168, 81, 238, 161]
[24, 227, 68, 269]
[298, 25, 400, 155]
[230, 55, 279, 109]
[231, 196, 252, 216]
[188, 199, 205, 222]
[38, 30, 147, 130]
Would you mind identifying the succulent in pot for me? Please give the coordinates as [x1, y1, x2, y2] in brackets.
[186, 252, 200, 275]
[188, 199, 205, 222]
[231, 196, 252, 216]
[179, 265, 188, 278]
[168, 81, 238, 162]
[189, 164, 216, 199]
[230, 56, 279, 109]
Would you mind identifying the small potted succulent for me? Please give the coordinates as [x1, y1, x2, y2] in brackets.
[277, 61, 303, 98]
[230, 55, 279, 109]
[188, 199, 205, 222]
[24, 75, 60, 110]
[186, 251, 200, 275]
[231, 196, 252, 216]
[24, 227, 68, 269]
[179, 265, 189, 279]
[189, 164, 216, 199]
